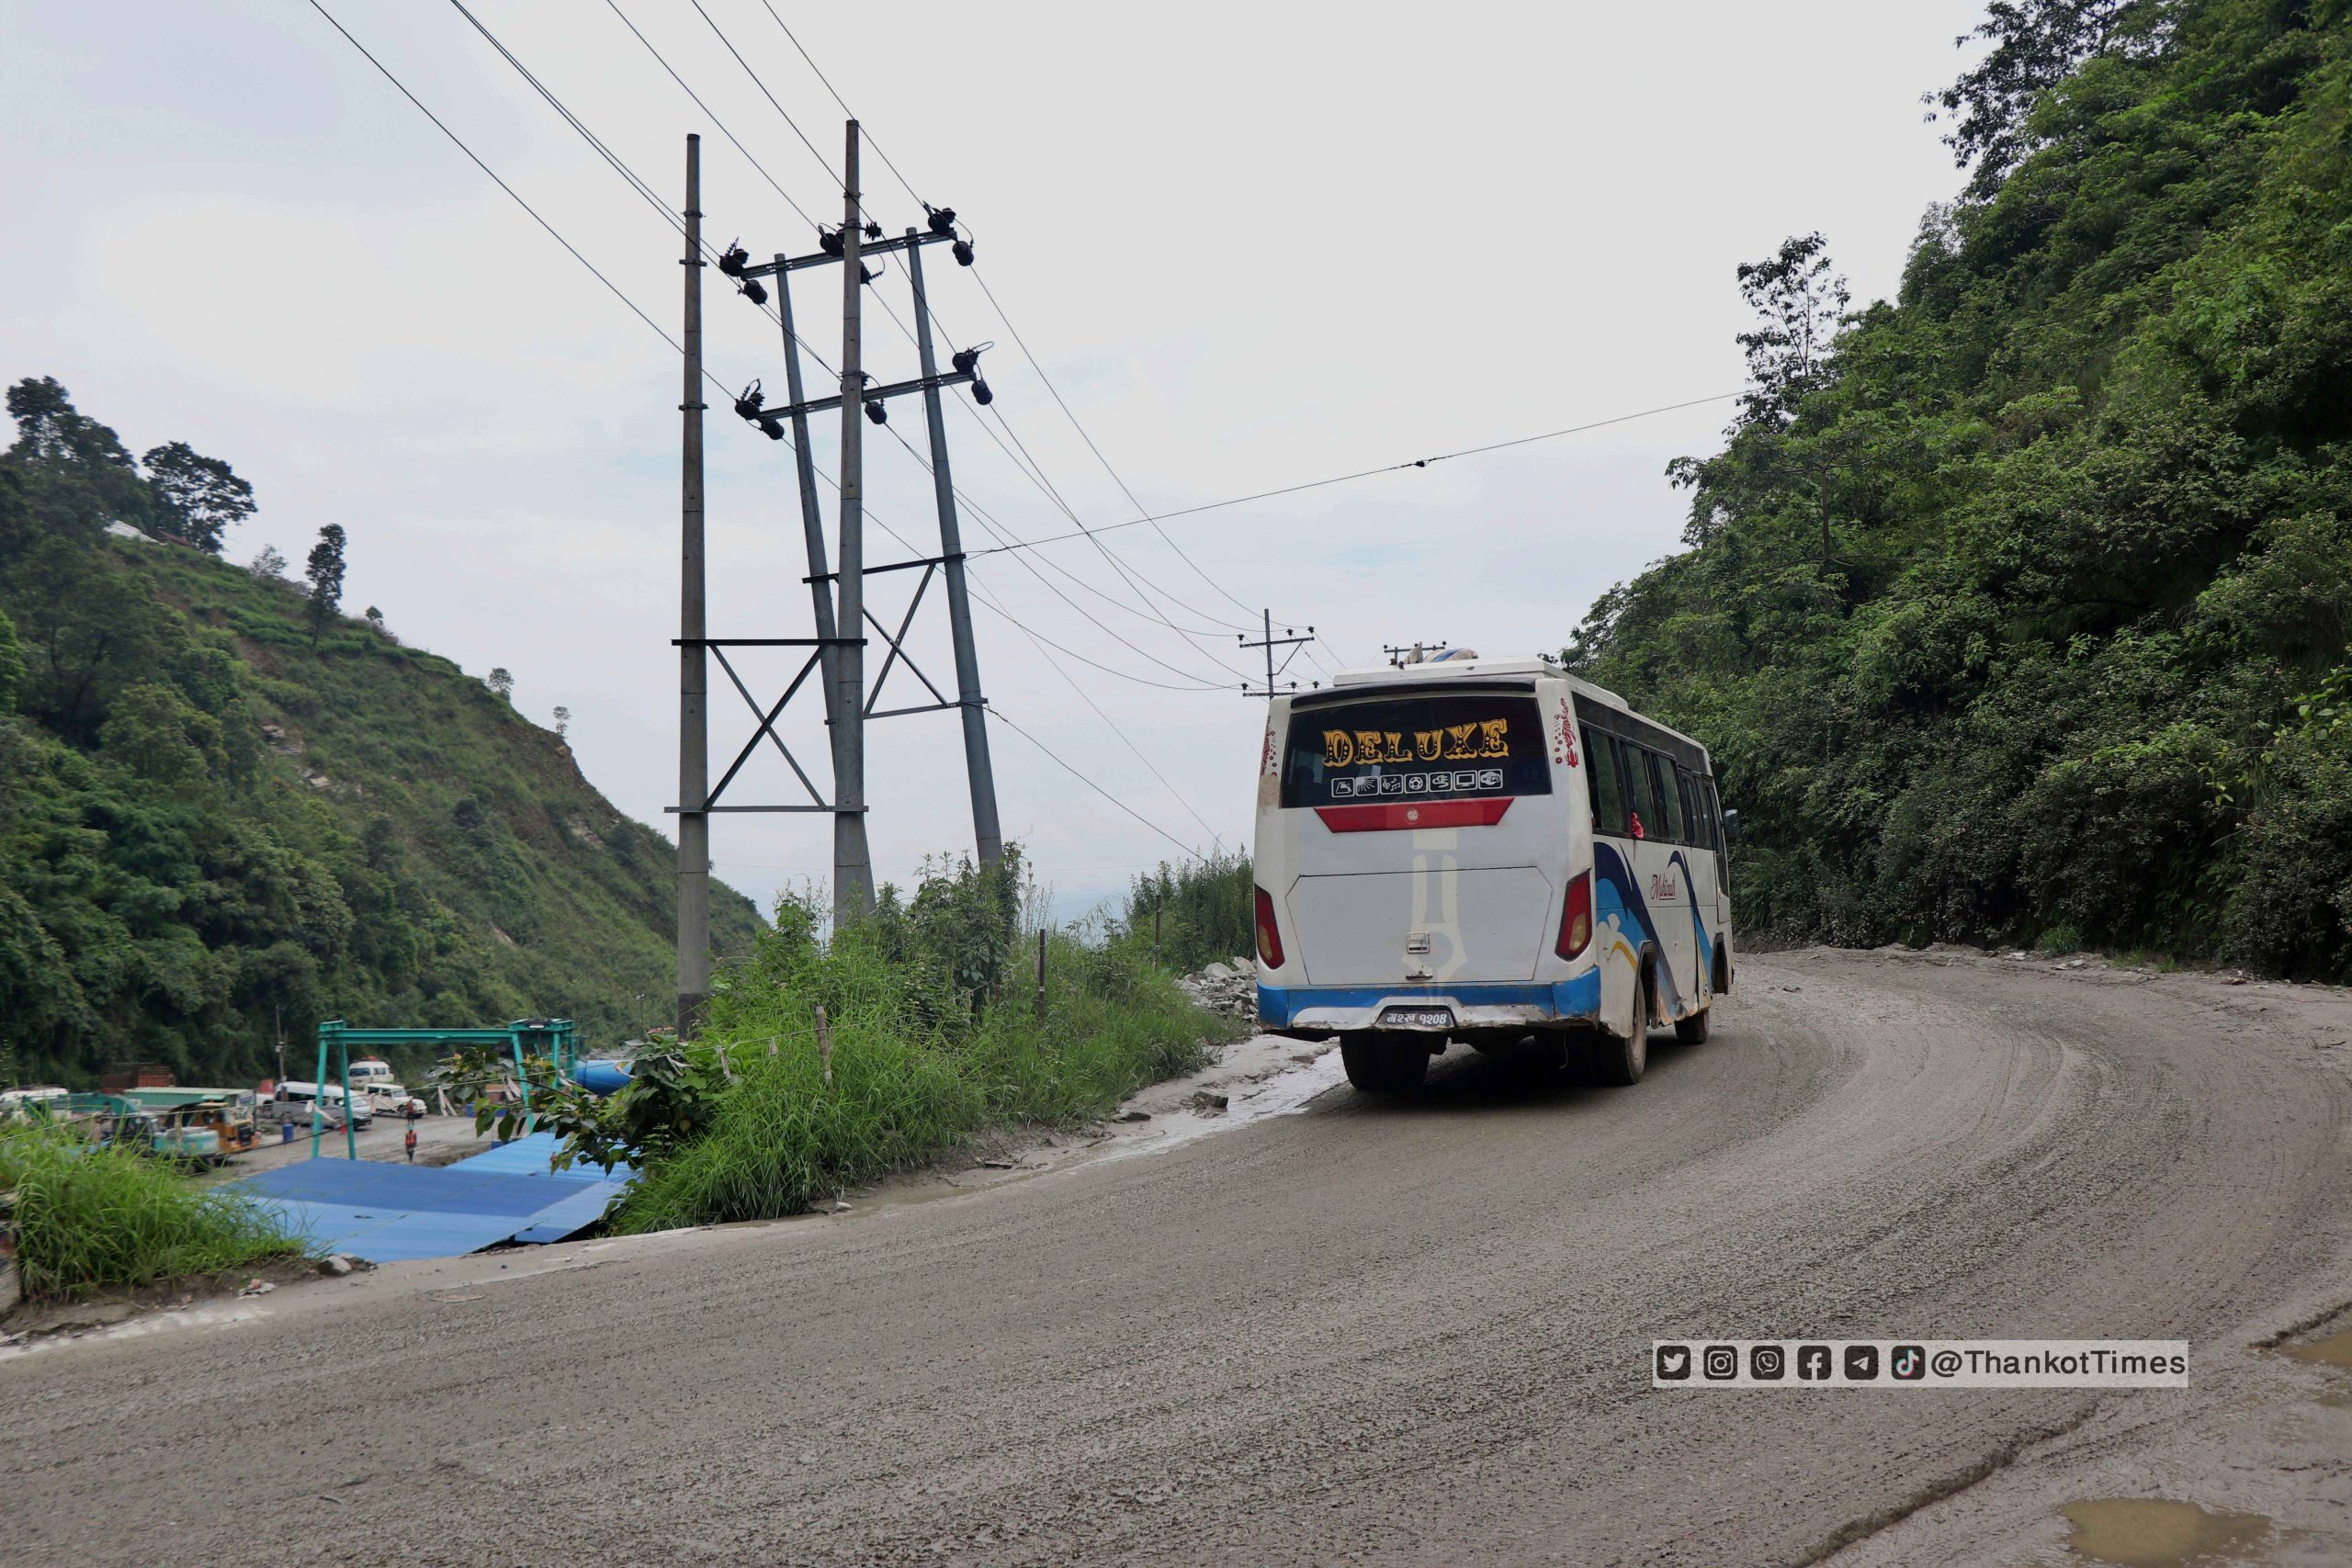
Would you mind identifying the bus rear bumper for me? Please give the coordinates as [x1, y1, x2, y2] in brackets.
[1256, 972, 1604, 1037]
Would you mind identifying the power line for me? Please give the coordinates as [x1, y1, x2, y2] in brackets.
[307, 0, 687, 360]
[603, 0, 819, 232]
[965, 266, 1297, 635]
[970, 392, 1745, 558]
[754, 1, 926, 209]
[714, 11, 1288, 663]
[986, 710, 1207, 865]
[447, 0, 840, 374]
[684, 0, 841, 202]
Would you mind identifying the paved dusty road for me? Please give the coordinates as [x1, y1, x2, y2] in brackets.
[5, 949, 2349, 1566]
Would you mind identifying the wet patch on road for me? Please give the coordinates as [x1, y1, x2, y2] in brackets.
[2060, 1498, 2272, 1567]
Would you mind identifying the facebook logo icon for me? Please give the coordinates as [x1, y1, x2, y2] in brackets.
[1796, 1344, 1834, 1382]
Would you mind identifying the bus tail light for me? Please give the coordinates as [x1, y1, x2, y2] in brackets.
[1254, 886, 1284, 969]
[1556, 872, 1592, 961]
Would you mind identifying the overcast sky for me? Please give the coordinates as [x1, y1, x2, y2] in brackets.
[2, 0, 1986, 922]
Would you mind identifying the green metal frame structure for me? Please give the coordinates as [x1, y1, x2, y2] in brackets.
[311, 1019, 578, 1159]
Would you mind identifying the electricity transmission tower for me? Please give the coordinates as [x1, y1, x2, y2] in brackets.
[1239, 611, 1317, 698]
[675, 123, 1004, 1032]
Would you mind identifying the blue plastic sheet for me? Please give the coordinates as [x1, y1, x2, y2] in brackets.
[233, 1132, 635, 1262]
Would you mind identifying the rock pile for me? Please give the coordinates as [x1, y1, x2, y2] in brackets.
[1179, 957, 1258, 1023]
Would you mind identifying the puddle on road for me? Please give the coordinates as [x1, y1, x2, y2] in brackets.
[2061, 1498, 2271, 1568]
[2279, 1326, 2352, 1369]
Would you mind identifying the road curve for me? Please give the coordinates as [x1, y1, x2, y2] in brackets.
[4, 950, 2347, 1567]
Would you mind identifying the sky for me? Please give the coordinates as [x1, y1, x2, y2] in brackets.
[0, 0, 1987, 923]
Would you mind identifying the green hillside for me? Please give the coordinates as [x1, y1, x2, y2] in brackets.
[1573, 0, 2352, 976]
[0, 380, 759, 1089]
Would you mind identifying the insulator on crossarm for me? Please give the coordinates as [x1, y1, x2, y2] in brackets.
[952, 238, 974, 266]
[732, 380, 765, 420]
[865, 399, 888, 425]
[924, 204, 958, 238]
[971, 378, 993, 406]
[739, 277, 768, 307]
[718, 242, 750, 277]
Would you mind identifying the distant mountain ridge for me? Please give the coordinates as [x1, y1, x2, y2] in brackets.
[0, 379, 758, 1089]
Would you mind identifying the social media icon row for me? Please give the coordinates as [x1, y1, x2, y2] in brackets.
[1655, 1343, 1931, 1381]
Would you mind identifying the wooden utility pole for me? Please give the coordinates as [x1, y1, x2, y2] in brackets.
[676, 133, 711, 1036]
[831, 121, 874, 925]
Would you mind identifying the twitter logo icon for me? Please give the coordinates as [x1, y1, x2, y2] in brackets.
[1655, 1344, 1693, 1381]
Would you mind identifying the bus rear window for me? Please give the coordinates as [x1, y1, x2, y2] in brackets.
[1281, 693, 1551, 808]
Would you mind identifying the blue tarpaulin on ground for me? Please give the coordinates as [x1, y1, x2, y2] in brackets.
[233, 1133, 633, 1262]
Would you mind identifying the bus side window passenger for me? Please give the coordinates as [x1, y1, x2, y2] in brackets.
[1617, 740, 1649, 839]
[1585, 728, 1628, 837]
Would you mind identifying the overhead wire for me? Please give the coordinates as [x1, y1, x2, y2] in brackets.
[969, 392, 1746, 557]
[728, 4, 1296, 663]
[311, 0, 1224, 870]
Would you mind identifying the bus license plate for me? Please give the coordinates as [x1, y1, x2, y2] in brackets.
[1380, 1007, 1455, 1030]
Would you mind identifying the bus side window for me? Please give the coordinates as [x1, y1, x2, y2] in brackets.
[1673, 764, 1703, 848]
[1617, 740, 1650, 839]
[1649, 752, 1690, 843]
[1700, 775, 1726, 874]
[1585, 728, 1627, 836]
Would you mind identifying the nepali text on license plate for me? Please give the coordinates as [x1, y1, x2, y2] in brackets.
[1380, 1007, 1455, 1030]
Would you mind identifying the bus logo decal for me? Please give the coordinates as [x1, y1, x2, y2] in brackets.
[1322, 722, 1511, 770]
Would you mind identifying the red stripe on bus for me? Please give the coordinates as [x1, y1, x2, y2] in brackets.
[1313, 798, 1515, 832]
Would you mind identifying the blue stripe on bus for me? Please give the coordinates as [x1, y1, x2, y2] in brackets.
[1593, 840, 1714, 1018]
[1256, 970, 1604, 1029]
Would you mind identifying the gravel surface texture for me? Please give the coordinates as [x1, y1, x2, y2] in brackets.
[3, 948, 2346, 1567]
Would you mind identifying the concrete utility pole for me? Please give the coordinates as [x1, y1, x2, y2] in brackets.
[677, 133, 711, 1037]
[831, 121, 875, 923]
[775, 253, 841, 735]
[904, 228, 1003, 864]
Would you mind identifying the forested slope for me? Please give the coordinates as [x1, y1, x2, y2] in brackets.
[1572, 0, 2352, 976]
[0, 381, 759, 1089]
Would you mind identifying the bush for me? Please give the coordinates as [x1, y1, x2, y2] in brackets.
[1120, 849, 1256, 973]
[614, 860, 1224, 1231]
[0, 1124, 309, 1299]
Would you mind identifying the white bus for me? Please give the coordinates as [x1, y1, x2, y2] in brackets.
[1251, 656, 1735, 1093]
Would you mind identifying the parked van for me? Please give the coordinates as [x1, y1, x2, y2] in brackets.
[274, 1080, 375, 1128]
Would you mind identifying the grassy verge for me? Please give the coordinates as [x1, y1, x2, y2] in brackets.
[0, 1124, 310, 1302]
[613, 882, 1230, 1234]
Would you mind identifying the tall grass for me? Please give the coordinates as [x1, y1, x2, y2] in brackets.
[1120, 849, 1256, 974]
[615, 868, 1227, 1232]
[0, 1125, 310, 1300]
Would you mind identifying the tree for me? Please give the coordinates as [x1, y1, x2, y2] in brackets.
[5, 377, 134, 469]
[551, 705, 570, 739]
[248, 545, 288, 581]
[1731, 233, 1849, 431]
[486, 668, 514, 701]
[304, 525, 346, 642]
[3, 377, 154, 545]
[141, 442, 255, 555]
[1924, 1, 2144, 199]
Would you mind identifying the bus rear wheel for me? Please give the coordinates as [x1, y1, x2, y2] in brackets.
[1674, 1007, 1712, 1045]
[1592, 979, 1652, 1087]
[1340, 1032, 1429, 1094]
